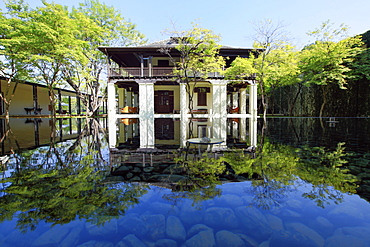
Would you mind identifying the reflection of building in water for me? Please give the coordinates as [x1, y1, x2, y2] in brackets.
[0, 118, 85, 155]
[99, 38, 259, 150]
[115, 117, 257, 151]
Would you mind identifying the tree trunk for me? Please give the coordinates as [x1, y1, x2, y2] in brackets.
[287, 82, 303, 116]
[259, 82, 267, 120]
[319, 86, 328, 118]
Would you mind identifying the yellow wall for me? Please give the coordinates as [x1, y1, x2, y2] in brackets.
[38, 87, 50, 114]
[188, 81, 213, 111]
[152, 57, 179, 67]
[5, 82, 33, 115]
[0, 79, 79, 115]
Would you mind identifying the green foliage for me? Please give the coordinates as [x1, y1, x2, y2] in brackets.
[225, 45, 300, 90]
[224, 56, 257, 80]
[0, 2, 34, 114]
[170, 23, 225, 80]
[178, 154, 226, 187]
[225, 20, 300, 116]
[299, 37, 364, 89]
[64, 0, 145, 115]
[296, 21, 365, 117]
[221, 140, 358, 209]
[160, 22, 225, 121]
[164, 155, 225, 207]
[0, 0, 145, 116]
[348, 32, 370, 81]
[76, 0, 145, 47]
[300, 20, 364, 89]
[0, 0, 90, 116]
[61, 0, 146, 116]
[222, 142, 298, 183]
[307, 20, 350, 42]
[361, 30, 370, 47]
[0, 119, 147, 232]
[257, 45, 301, 92]
[0, 156, 148, 232]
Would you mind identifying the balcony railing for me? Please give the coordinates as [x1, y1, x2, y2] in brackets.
[109, 67, 225, 78]
[110, 67, 174, 78]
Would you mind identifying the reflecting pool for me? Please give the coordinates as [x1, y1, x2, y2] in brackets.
[1, 117, 370, 247]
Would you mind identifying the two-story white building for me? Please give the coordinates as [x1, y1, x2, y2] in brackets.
[99, 38, 259, 150]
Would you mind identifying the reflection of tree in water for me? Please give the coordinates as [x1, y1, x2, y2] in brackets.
[222, 141, 358, 210]
[0, 118, 21, 160]
[163, 185, 222, 209]
[0, 120, 361, 231]
[248, 179, 295, 210]
[162, 155, 224, 207]
[158, 141, 358, 210]
[0, 118, 149, 232]
[64, 118, 107, 167]
[295, 143, 358, 208]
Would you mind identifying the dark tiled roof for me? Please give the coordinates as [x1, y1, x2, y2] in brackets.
[135, 37, 254, 50]
[136, 38, 178, 48]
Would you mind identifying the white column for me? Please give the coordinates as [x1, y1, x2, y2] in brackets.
[249, 83, 258, 147]
[149, 56, 153, 77]
[211, 80, 227, 118]
[179, 83, 188, 147]
[249, 83, 258, 120]
[240, 88, 247, 114]
[138, 80, 155, 149]
[210, 80, 227, 148]
[240, 117, 247, 142]
[232, 92, 238, 109]
[107, 82, 117, 148]
[140, 55, 144, 77]
[249, 117, 257, 147]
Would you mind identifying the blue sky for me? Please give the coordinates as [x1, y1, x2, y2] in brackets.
[1, 0, 369, 48]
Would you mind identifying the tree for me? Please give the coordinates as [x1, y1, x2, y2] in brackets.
[1, 0, 146, 117]
[160, 23, 225, 138]
[0, 2, 32, 117]
[2, 0, 90, 116]
[225, 19, 299, 118]
[224, 56, 257, 80]
[253, 19, 297, 117]
[63, 0, 146, 116]
[161, 23, 225, 116]
[299, 20, 364, 117]
[347, 30, 370, 83]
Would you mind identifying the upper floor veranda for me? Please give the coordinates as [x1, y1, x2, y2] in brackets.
[99, 38, 261, 80]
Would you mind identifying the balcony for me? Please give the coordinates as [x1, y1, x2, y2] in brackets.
[109, 67, 225, 79]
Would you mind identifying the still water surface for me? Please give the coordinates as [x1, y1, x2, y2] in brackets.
[0, 117, 370, 247]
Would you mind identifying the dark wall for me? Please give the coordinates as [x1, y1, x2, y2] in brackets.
[270, 80, 370, 117]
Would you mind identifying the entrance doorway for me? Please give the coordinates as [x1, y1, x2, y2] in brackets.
[155, 119, 174, 140]
[154, 90, 174, 113]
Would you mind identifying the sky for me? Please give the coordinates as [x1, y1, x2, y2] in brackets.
[1, 0, 369, 49]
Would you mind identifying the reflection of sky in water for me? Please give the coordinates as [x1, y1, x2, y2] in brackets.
[0, 118, 370, 246]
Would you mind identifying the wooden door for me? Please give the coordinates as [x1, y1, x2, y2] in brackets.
[154, 90, 174, 113]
